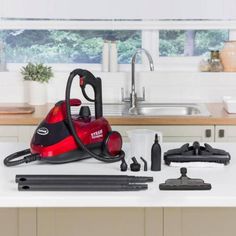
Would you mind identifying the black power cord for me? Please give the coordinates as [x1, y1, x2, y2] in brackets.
[4, 149, 40, 167]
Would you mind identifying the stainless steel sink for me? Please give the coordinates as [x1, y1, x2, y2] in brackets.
[122, 103, 210, 117]
[75, 103, 210, 117]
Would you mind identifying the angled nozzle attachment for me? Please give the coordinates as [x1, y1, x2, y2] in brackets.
[140, 157, 147, 171]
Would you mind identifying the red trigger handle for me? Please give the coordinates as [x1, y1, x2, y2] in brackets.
[68, 99, 81, 106]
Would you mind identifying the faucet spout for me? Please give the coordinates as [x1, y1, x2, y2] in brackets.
[129, 48, 154, 112]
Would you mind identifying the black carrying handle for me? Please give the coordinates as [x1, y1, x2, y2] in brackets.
[69, 69, 103, 119]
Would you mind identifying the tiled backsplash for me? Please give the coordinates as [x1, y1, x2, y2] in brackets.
[0, 71, 236, 103]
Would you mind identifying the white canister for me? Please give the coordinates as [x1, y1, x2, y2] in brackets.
[102, 41, 109, 72]
[0, 41, 6, 72]
[109, 41, 118, 72]
[127, 129, 162, 162]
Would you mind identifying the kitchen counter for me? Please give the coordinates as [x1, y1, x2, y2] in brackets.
[0, 103, 236, 125]
[0, 103, 52, 125]
[1, 142, 236, 207]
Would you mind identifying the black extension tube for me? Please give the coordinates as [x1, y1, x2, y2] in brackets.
[16, 175, 153, 184]
[18, 183, 148, 192]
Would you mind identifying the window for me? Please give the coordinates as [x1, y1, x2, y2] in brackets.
[0, 30, 141, 64]
[1, 19, 235, 72]
[159, 30, 229, 57]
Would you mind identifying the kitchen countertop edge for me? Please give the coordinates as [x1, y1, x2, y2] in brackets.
[0, 103, 236, 125]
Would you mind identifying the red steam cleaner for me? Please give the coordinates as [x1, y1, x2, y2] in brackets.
[4, 69, 125, 166]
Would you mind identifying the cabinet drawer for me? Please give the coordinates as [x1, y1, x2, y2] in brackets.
[215, 125, 236, 142]
[0, 126, 19, 142]
[0, 125, 37, 143]
[112, 125, 214, 142]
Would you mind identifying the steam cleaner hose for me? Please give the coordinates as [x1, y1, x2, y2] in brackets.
[65, 70, 125, 163]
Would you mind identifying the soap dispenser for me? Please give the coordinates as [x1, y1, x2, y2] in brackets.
[151, 134, 161, 171]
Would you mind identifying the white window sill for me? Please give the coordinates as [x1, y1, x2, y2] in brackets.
[1, 70, 236, 77]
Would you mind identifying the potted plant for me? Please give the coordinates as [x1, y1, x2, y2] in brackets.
[21, 63, 53, 105]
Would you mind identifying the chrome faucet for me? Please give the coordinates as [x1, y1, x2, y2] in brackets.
[122, 48, 154, 114]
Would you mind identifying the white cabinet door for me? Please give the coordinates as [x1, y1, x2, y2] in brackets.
[215, 125, 236, 142]
[18, 126, 37, 142]
[0, 125, 37, 143]
[0, 126, 19, 142]
[112, 125, 214, 142]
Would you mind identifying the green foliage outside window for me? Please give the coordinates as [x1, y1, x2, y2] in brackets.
[159, 30, 229, 57]
[0, 30, 141, 64]
[0, 29, 229, 63]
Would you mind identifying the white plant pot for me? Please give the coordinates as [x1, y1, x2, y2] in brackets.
[25, 81, 47, 105]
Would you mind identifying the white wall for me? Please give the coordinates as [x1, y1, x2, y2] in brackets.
[0, 71, 236, 104]
[1, 0, 236, 20]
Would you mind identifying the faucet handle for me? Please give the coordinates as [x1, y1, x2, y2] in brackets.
[121, 88, 130, 102]
[137, 87, 145, 102]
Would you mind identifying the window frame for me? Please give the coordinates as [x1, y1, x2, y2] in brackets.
[1, 19, 236, 72]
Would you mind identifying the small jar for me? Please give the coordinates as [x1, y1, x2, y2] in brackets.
[209, 50, 223, 72]
[199, 58, 211, 72]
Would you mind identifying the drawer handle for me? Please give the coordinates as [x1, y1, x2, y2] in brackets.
[205, 129, 212, 138]
[219, 129, 225, 138]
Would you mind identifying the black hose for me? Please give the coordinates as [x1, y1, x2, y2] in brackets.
[65, 70, 125, 163]
[4, 149, 40, 167]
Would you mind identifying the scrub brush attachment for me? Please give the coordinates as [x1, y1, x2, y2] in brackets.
[159, 167, 211, 190]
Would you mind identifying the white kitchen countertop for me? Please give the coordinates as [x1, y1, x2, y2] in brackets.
[0, 142, 236, 208]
